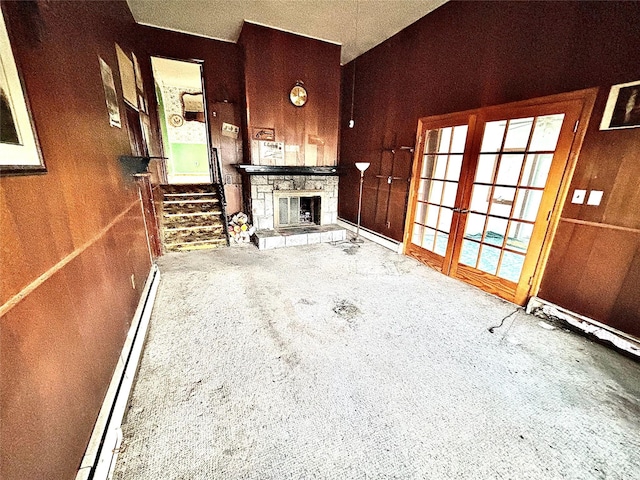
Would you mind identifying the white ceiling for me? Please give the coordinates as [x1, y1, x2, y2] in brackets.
[127, 0, 448, 64]
[151, 56, 203, 89]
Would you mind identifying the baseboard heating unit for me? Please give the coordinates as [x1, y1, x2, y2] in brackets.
[337, 218, 402, 253]
[527, 296, 640, 361]
[76, 264, 160, 480]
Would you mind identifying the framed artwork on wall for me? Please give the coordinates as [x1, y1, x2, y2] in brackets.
[600, 80, 640, 130]
[99, 57, 121, 128]
[0, 10, 45, 175]
[116, 43, 138, 110]
[252, 127, 275, 141]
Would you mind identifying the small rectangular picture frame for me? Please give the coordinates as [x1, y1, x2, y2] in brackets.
[0, 9, 45, 175]
[600, 80, 640, 130]
[252, 126, 275, 141]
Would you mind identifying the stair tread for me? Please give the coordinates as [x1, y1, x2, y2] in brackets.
[163, 211, 222, 217]
[160, 184, 228, 252]
[163, 225, 224, 232]
[165, 244, 227, 253]
[165, 238, 227, 246]
[162, 188, 215, 192]
[163, 199, 220, 204]
[163, 192, 216, 196]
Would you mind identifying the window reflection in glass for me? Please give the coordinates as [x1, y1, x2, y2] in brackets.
[503, 117, 533, 150]
[480, 121, 506, 152]
[529, 114, 564, 151]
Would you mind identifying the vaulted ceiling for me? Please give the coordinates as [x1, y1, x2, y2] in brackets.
[126, 0, 448, 64]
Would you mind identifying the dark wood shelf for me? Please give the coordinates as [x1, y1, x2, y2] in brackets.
[234, 164, 339, 176]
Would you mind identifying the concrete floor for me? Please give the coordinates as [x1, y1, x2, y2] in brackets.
[113, 238, 640, 479]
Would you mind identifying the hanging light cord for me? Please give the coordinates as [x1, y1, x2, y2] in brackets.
[349, 61, 356, 124]
[349, 0, 358, 127]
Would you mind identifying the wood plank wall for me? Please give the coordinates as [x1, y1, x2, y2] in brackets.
[539, 93, 640, 336]
[0, 2, 152, 479]
[338, 1, 640, 336]
[239, 23, 341, 167]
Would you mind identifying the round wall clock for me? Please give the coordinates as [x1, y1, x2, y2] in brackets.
[169, 114, 184, 127]
[289, 82, 308, 107]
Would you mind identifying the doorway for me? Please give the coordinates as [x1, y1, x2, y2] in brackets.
[404, 90, 595, 304]
[151, 57, 212, 184]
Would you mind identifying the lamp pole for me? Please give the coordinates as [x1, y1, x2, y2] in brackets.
[352, 162, 370, 243]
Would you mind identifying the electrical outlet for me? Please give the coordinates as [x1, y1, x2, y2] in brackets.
[131, 274, 136, 290]
[571, 189, 586, 204]
[587, 190, 603, 206]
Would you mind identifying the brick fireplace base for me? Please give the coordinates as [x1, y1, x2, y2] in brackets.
[253, 224, 346, 250]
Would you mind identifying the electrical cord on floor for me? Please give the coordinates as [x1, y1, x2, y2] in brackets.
[488, 308, 520, 333]
[329, 239, 355, 248]
[330, 233, 363, 248]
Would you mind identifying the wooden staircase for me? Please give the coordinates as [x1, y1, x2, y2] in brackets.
[160, 184, 228, 252]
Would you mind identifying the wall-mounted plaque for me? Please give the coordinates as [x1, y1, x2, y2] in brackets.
[259, 140, 284, 165]
[222, 122, 240, 139]
[253, 127, 275, 141]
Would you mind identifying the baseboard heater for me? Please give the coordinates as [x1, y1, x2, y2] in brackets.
[527, 296, 640, 360]
[76, 264, 160, 480]
[336, 218, 403, 253]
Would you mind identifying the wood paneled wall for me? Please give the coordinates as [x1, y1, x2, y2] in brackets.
[539, 92, 640, 336]
[239, 23, 341, 167]
[1, 2, 151, 478]
[338, 1, 640, 336]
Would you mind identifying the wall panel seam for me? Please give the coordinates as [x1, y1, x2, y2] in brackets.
[560, 217, 640, 234]
[0, 199, 143, 318]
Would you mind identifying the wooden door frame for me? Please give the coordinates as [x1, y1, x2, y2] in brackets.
[403, 88, 597, 304]
[150, 55, 214, 185]
[403, 111, 477, 272]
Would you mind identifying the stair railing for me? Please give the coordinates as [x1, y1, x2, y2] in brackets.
[210, 147, 230, 246]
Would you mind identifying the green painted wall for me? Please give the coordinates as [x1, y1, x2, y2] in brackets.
[170, 142, 209, 174]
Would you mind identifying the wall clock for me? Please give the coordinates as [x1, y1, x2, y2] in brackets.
[289, 82, 308, 107]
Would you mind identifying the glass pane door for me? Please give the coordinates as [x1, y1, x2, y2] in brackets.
[409, 123, 468, 271]
[405, 92, 589, 305]
[458, 114, 564, 283]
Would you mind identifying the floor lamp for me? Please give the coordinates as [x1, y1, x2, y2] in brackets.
[351, 162, 370, 243]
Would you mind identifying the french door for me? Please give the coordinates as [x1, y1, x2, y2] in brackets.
[404, 92, 594, 304]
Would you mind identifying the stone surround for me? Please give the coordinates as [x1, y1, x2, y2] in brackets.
[249, 175, 339, 230]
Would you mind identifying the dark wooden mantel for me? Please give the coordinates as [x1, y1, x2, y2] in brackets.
[234, 164, 339, 176]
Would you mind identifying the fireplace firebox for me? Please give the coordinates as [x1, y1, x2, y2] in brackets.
[277, 195, 321, 227]
[241, 174, 338, 231]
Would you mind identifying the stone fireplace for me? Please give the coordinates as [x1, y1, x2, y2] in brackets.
[247, 173, 338, 230]
[235, 166, 345, 249]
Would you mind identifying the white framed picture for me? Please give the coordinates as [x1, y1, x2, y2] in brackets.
[600, 80, 640, 130]
[0, 10, 45, 175]
[259, 140, 285, 165]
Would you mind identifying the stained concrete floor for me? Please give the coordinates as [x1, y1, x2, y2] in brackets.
[114, 238, 640, 479]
